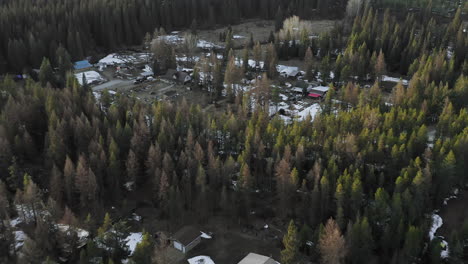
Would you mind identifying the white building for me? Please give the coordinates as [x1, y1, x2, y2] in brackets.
[238, 253, 278, 264]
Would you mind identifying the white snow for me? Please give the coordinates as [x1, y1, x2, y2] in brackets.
[429, 214, 443, 241]
[447, 50, 453, 59]
[124, 181, 135, 191]
[99, 54, 125, 65]
[74, 71, 105, 86]
[10, 217, 22, 227]
[200, 232, 212, 239]
[440, 240, 449, 258]
[233, 35, 245, 39]
[382, 75, 409, 86]
[14, 230, 27, 250]
[443, 188, 459, 205]
[131, 213, 142, 222]
[93, 91, 101, 101]
[143, 64, 153, 73]
[235, 59, 264, 69]
[427, 128, 436, 148]
[15, 204, 37, 224]
[177, 56, 201, 62]
[98, 53, 151, 67]
[309, 86, 329, 93]
[277, 65, 299, 77]
[278, 114, 292, 123]
[296, 103, 321, 121]
[291, 87, 304, 93]
[126, 232, 143, 255]
[57, 224, 89, 241]
[197, 40, 223, 49]
[188, 256, 215, 264]
[158, 35, 185, 45]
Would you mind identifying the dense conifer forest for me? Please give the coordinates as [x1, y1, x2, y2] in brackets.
[0, 0, 349, 73]
[0, 0, 467, 264]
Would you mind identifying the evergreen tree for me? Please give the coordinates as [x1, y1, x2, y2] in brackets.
[281, 220, 299, 264]
[39, 57, 54, 86]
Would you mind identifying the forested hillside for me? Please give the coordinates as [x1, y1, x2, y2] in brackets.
[0, 0, 347, 73]
[0, 1, 468, 264]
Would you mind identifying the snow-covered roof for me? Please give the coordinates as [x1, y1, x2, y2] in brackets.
[238, 253, 277, 264]
[308, 86, 329, 93]
[382, 75, 409, 85]
[277, 65, 300, 77]
[98, 53, 151, 66]
[74, 71, 105, 85]
[188, 256, 215, 264]
[291, 87, 304, 93]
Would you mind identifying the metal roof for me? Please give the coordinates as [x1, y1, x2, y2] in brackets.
[74, 60, 92, 70]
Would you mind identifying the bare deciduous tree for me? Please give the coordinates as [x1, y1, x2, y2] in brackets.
[319, 218, 347, 264]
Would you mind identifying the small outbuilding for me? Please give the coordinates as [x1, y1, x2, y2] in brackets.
[171, 226, 202, 254]
[74, 60, 93, 72]
[237, 253, 278, 264]
[162, 69, 192, 84]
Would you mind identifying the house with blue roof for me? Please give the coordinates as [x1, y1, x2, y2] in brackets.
[74, 60, 93, 72]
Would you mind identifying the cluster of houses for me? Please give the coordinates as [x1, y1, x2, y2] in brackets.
[171, 226, 279, 264]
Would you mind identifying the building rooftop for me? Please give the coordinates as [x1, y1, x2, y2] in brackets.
[172, 226, 201, 246]
[238, 253, 277, 264]
[74, 60, 92, 70]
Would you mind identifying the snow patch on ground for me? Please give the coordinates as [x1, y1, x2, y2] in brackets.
[297, 103, 321, 121]
[14, 230, 27, 250]
[429, 210, 451, 259]
[10, 217, 22, 227]
[429, 214, 443, 241]
[131, 213, 142, 222]
[177, 56, 200, 62]
[188, 256, 215, 264]
[440, 240, 449, 259]
[126, 232, 143, 255]
[443, 188, 459, 205]
[158, 35, 185, 45]
[124, 181, 135, 191]
[197, 40, 223, 49]
[200, 232, 212, 239]
[57, 224, 89, 239]
[93, 92, 101, 101]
